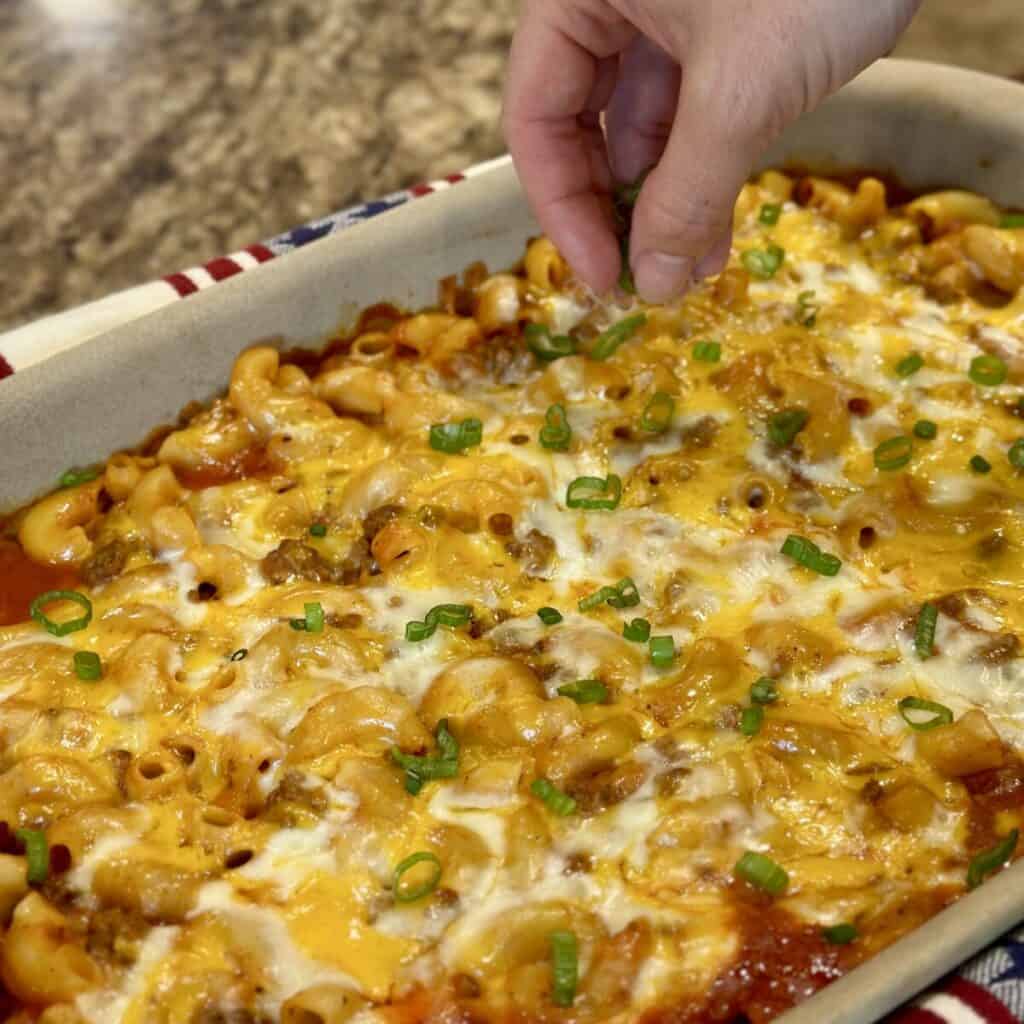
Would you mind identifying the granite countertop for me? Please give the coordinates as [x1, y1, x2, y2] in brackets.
[0, 0, 1021, 331]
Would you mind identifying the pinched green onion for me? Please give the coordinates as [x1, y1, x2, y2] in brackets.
[73, 651, 102, 682]
[640, 392, 675, 434]
[692, 340, 721, 363]
[874, 436, 913, 471]
[735, 851, 789, 895]
[30, 591, 93, 637]
[590, 314, 647, 361]
[914, 602, 938, 659]
[895, 353, 924, 378]
[970, 454, 992, 474]
[1002, 213, 1024, 229]
[1008, 439, 1024, 468]
[969, 354, 1008, 387]
[525, 323, 576, 362]
[429, 418, 483, 454]
[392, 719, 459, 794]
[741, 243, 785, 279]
[405, 603, 472, 643]
[823, 923, 858, 945]
[740, 705, 764, 737]
[795, 289, 819, 327]
[59, 466, 101, 489]
[290, 602, 324, 634]
[537, 607, 563, 626]
[780, 535, 841, 576]
[967, 830, 1019, 889]
[758, 202, 782, 226]
[768, 408, 808, 447]
[618, 237, 635, 295]
[623, 617, 651, 643]
[309, 523, 327, 537]
[649, 635, 675, 668]
[750, 677, 779, 705]
[229, 648, 248, 662]
[578, 577, 639, 612]
[15, 829, 49, 885]
[913, 419, 938, 440]
[557, 679, 608, 705]
[549, 930, 579, 1008]
[540, 404, 572, 452]
[898, 696, 953, 732]
[393, 851, 442, 903]
[566, 474, 622, 511]
[531, 778, 577, 816]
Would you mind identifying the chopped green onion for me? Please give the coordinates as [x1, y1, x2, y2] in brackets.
[618, 237, 635, 295]
[537, 607, 563, 626]
[531, 778, 577, 817]
[291, 602, 324, 633]
[566, 474, 622, 511]
[969, 354, 1008, 387]
[970, 454, 992, 474]
[967, 830, 1019, 889]
[614, 170, 649, 211]
[895, 353, 924, 378]
[874, 436, 913, 471]
[1002, 213, 1024, 229]
[549, 930, 579, 1008]
[898, 696, 953, 732]
[73, 651, 102, 682]
[734, 851, 789, 895]
[405, 603, 473, 643]
[740, 705, 764, 736]
[750, 677, 779, 705]
[525, 322, 576, 362]
[15, 829, 49, 885]
[914, 602, 938, 659]
[229, 648, 248, 662]
[692, 340, 721, 363]
[768, 408, 808, 447]
[30, 591, 93, 637]
[392, 719, 460, 794]
[404, 619, 433, 643]
[640, 392, 675, 434]
[741, 243, 785, 279]
[795, 289, 819, 327]
[429, 418, 483, 454]
[780, 535, 842, 576]
[758, 202, 782, 226]
[557, 679, 608, 705]
[649, 635, 676, 668]
[58, 466, 101, 489]
[1008, 439, 1024, 468]
[539, 404, 572, 452]
[309, 523, 327, 537]
[393, 851, 442, 903]
[823, 923, 858, 945]
[578, 577, 640, 612]
[623, 617, 651, 643]
[589, 314, 647, 361]
[913, 419, 938, 440]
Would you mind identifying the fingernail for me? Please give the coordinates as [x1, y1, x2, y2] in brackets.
[634, 251, 693, 303]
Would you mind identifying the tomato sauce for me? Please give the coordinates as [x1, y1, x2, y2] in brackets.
[0, 539, 80, 627]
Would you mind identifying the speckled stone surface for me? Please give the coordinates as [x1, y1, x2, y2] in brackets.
[0, 0, 1021, 330]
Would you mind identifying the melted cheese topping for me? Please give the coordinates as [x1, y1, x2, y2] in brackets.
[2, 173, 1024, 1024]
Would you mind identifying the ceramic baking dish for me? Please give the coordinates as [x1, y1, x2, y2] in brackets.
[2, 58, 1023, 1024]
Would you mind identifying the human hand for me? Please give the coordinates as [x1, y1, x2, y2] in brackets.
[503, 0, 921, 302]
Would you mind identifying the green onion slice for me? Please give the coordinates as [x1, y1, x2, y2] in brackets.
[649, 635, 676, 668]
[540, 404, 572, 451]
[970, 454, 992, 474]
[758, 202, 782, 226]
[780, 535, 842, 576]
[537, 607, 563, 626]
[896, 353, 924, 378]
[429, 417, 483, 454]
[640, 392, 675, 434]
[692, 340, 722, 363]
[750, 677, 779, 705]
[822, 923, 858, 945]
[1008, 439, 1024, 468]
[531, 778, 577, 817]
[557, 679, 608, 705]
[291, 601, 324, 633]
[618, 237, 635, 295]
[914, 602, 938, 659]
[898, 696, 953, 731]
[614, 170, 649, 211]
[525, 323, 576, 362]
[73, 651, 102, 682]
[740, 705, 764, 736]
[741, 243, 785, 279]
[578, 577, 639, 612]
[623, 617, 651, 643]
[768, 408, 808, 447]
[392, 719, 460, 794]
[59, 466, 101, 489]
[30, 591, 93, 637]
[393, 851, 442, 903]
[15, 829, 49, 885]
[589, 314, 647, 361]
[796, 289, 819, 327]
[874, 436, 913, 471]
[405, 603, 473, 643]
[309, 523, 327, 537]
[566, 474, 622, 511]
[735, 851, 789, 895]
[549, 930, 579, 1008]
[969, 354, 1008, 387]
[1001, 213, 1024, 229]
[967, 829, 1019, 889]
[913, 419, 937, 440]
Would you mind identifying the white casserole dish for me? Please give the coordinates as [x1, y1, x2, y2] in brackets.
[2, 58, 1024, 1024]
